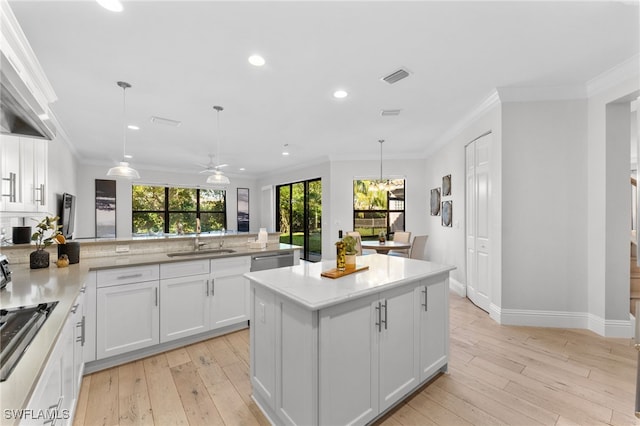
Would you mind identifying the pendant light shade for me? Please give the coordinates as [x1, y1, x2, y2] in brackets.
[206, 105, 230, 187]
[369, 139, 390, 192]
[107, 81, 140, 179]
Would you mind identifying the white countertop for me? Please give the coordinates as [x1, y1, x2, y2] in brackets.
[244, 254, 455, 310]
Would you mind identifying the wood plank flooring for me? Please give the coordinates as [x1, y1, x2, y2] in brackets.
[73, 294, 639, 425]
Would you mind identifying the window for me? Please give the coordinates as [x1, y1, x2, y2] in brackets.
[353, 179, 405, 240]
[132, 185, 226, 235]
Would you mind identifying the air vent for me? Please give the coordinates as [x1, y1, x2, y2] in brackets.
[150, 116, 182, 127]
[381, 68, 410, 85]
[381, 109, 401, 116]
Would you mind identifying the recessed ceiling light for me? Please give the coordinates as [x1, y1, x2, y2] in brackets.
[96, 0, 123, 12]
[239, 168, 246, 171]
[124, 154, 133, 159]
[248, 55, 266, 67]
[128, 125, 140, 130]
[333, 90, 348, 99]
[282, 143, 290, 156]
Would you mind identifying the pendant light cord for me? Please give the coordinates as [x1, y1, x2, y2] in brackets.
[214, 105, 224, 169]
[117, 81, 132, 161]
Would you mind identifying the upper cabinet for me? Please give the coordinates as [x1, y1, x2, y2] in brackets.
[1, 134, 49, 213]
[0, 0, 57, 140]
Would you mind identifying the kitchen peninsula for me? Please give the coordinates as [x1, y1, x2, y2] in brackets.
[0, 233, 298, 425]
[245, 254, 455, 426]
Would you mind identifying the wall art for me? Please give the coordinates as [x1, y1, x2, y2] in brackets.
[430, 188, 441, 216]
[442, 200, 452, 227]
[95, 179, 116, 238]
[237, 188, 250, 232]
[442, 174, 451, 196]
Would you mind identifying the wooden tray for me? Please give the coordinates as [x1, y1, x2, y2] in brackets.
[321, 265, 369, 279]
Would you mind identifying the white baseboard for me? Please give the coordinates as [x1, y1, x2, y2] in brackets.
[449, 277, 466, 297]
[490, 306, 633, 338]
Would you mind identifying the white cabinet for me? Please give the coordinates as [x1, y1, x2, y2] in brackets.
[71, 287, 86, 408]
[319, 283, 419, 425]
[251, 273, 450, 426]
[0, 134, 48, 213]
[26, 296, 82, 426]
[96, 265, 160, 359]
[417, 278, 448, 381]
[210, 256, 251, 329]
[160, 260, 210, 343]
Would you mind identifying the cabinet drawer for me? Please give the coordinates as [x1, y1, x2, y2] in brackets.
[161, 259, 210, 279]
[211, 256, 251, 278]
[96, 264, 159, 287]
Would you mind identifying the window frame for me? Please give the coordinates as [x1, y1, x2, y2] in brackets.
[353, 179, 405, 240]
[132, 185, 227, 234]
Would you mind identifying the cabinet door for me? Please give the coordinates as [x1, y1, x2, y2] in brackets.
[160, 275, 209, 342]
[319, 293, 379, 426]
[72, 287, 86, 399]
[378, 284, 420, 412]
[33, 138, 48, 212]
[0, 134, 22, 211]
[96, 281, 159, 359]
[26, 328, 64, 425]
[20, 137, 36, 211]
[250, 284, 277, 410]
[60, 312, 75, 417]
[211, 257, 251, 329]
[418, 279, 448, 381]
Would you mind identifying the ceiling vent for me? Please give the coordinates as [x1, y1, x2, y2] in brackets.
[381, 109, 401, 117]
[150, 116, 182, 127]
[381, 68, 410, 85]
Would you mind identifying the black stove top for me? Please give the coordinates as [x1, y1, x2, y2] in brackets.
[0, 301, 58, 382]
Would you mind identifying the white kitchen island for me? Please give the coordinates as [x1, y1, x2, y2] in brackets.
[244, 254, 455, 426]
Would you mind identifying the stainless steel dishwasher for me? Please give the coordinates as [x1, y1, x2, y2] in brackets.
[250, 251, 294, 271]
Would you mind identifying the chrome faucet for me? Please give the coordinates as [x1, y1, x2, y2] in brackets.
[218, 228, 225, 248]
[194, 218, 206, 251]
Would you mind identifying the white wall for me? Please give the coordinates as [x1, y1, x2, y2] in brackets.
[75, 165, 260, 238]
[501, 99, 588, 314]
[424, 103, 502, 302]
[587, 76, 639, 328]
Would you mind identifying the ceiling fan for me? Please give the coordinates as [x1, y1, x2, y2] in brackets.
[197, 154, 227, 174]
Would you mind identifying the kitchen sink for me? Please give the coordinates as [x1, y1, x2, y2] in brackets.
[167, 249, 236, 257]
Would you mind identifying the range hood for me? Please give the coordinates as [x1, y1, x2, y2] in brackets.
[0, 52, 55, 140]
[0, 1, 56, 140]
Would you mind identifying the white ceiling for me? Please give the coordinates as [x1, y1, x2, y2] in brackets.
[8, 0, 639, 178]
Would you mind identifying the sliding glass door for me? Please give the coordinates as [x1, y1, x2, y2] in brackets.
[276, 178, 321, 262]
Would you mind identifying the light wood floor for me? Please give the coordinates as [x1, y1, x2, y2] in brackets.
[73, 294, 640, 426]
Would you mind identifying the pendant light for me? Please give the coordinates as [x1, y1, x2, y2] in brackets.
[206, 105, 230, 186]
[369, 139, 390, 192]
[107, 81, 140, 179]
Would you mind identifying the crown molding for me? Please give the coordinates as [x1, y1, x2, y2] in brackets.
[425, 89, 500, 158]
[496, 85, 587, 102]
[587, 54, 640, 98]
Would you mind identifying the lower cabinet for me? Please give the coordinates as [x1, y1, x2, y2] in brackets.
[93, 257, 251, 356]
[251, 274, 449, 426]
[27, 287, 86, 426]
[96, 281, 160, 359]
[210, 257, 251, 329]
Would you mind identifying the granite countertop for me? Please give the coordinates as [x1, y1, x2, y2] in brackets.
[0, 243, 299, 414]
[245, 254, 456, 311]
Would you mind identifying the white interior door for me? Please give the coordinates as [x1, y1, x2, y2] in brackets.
[466, 133, 491, 312]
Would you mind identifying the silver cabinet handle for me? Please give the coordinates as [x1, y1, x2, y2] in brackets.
[155, 287, 158, 306]
[80, 286, 86, 293]
[70, 303, 79, 314]
[382, 300, 388, 330]
[117, 273, 143, 280]
[206, 280, 209, 296]
[422, 287, 428, 312]
[2, 172, 16, 202]
[76, 316, 86, 345]
[375, 302, 382, 332]
[35, 183, 45, 205]
[211, 278, 215, 296]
